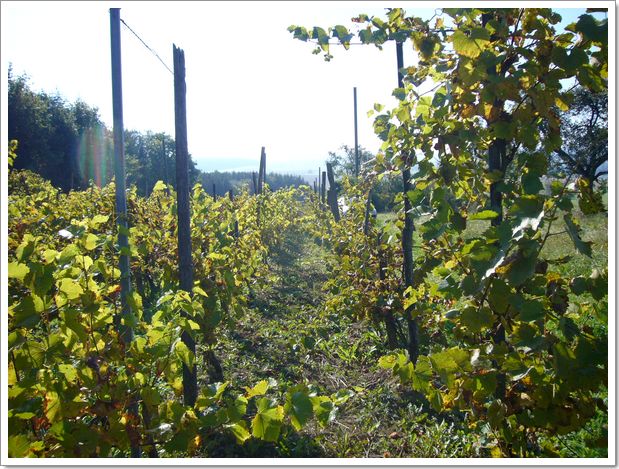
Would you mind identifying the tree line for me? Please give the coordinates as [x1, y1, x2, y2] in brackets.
[8, 68, 306, 196]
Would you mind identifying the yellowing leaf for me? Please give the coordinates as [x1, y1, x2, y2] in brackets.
[452, 28, 489, 59]
[83, 233, 98, 251]
[245, 380, 269, 398]
[174, 340, 195, 370]
[8, 262, 29, 281]
[226, 421, 251, 443]
[57, 278, 84, 300]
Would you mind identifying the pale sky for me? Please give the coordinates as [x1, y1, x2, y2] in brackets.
[1, 2, 596, 173]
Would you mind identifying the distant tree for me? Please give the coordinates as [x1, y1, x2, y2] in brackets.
[8, 68, 110, 191]
[552, 86, 607, 185]
[327, 144, 374, 179]
[198, 171, 305, 197]
[124, 130, 203, 197]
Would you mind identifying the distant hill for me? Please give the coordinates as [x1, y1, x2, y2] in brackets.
[195, 159, 323, 186]
[198, 170, 308, 197]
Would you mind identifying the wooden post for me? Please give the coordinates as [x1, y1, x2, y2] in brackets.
[481, 12, 506, 401]
[378, 232, 398, 349]
[397, 40, 419, 365]
[261, 147, 266, 191]
[326, 162, 340, 221]
[110, 8, 140, 458]
[229, 189, 239, 238]
[252, 171, 258, 195]
[354, 87, 359, 178]
[173, 44, 198, 407]
[363, 190, 372, 236]
[212, 183, 217, 201]
[318, 167, 321, 197]
[313, 180, 317, 193]
[258, 147, 265, 195]
[321, 171, 326, 204]
[161, 135, 169, 187]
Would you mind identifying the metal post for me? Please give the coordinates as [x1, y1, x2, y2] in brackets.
[110, 8, 141, 458]
[109, 8, 133, 345]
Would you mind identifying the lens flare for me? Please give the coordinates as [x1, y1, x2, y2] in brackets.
[77, 125, 112, 187]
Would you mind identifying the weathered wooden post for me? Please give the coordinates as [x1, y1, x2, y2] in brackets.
[258, 147, 266, 194]
[363, 190, 372, 236]
[212, 183, 217, 201]
[161, 134, 169, 187]
[229, 189, 239, 238]
[110, 7, 141, 458]
[173, 43, 198, 407]
[260, 147, 266, 191]
[354, 86, 360, 177]
[321, 171, 326, 205]
[252, 171, 258, 195]
[396, 40, 419, 365]
[326, 162, 340, 222]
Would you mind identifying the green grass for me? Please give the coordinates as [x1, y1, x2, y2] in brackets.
[196, 202, 607, 457]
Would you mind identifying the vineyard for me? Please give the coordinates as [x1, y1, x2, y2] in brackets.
[6, 6, 610, 461]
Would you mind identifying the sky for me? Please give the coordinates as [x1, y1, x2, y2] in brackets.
[1, 1, 601, 174]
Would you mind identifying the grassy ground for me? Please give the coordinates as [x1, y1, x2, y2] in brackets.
[196, 202, 607, 458]
[198, 225, 480, 457]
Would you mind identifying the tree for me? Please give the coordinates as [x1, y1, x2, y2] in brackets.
[553, 86, 607, 184]
[327, 144, 374, 179]
[8, 69, 110, 192]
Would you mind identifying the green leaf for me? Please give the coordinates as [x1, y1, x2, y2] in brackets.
[12, 295, 43, 328]
[460, 306, 494, 333]
[285, 391, 313, 431]
[227, 395, 248, 422]
[58, 364, 78, 384]
[57, 244, 80, 264]
[57, 278, 84, 300]
[62, 310, 89, 343]
[378, 354, 397, 369]
[452, 28, 489, 59]
[506, 250, 538, 286]
[251, 398, 284, 442]
[16, 235, 36, 261]
[588, 269, 607, 300]
[8, 262, 29, 281]
[511, 295, 545, 322]
[521, 172, 543, 195]
[570, 276, 588, 295]
[430, 347, 471, 387]
[310, 396, 335, 428]
[492, 121, 513, 139]
[226, 421, 251, 444]
[89, 214, 109, 228]
[571, 14, 608, 44]
[563, 214, 592, 257]
[551, 46, 588, 71]
[411, 356, 433, 393]
[174, 340, 195, 370]
[469, 210, 498, 221]
[8, 434, 31, 457]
